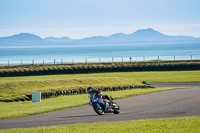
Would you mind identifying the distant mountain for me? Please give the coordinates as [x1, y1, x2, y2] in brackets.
[4, 33, 42, 41]
[109, 28, 200, 43]
[44, 37, 71, 42]
[79, 36, 110, 44]
[0, 28, 200, 46]
[79, 28, 200, 44]
[108, 33, 126, 38]
[0, 33, 47, 46]
[128, 28, 166, 38]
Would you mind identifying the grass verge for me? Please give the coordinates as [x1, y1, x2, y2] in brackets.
[0, 70, 199, 101]
[1, 116, 199, 133]
[0, 87, 185, 120]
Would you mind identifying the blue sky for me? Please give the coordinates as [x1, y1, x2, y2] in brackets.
[0, 0, 200, 39]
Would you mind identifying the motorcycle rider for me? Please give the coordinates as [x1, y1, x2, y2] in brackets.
[87, 87, 113, 111]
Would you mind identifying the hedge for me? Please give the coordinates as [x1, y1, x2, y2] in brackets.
[0, 63, 200, 77]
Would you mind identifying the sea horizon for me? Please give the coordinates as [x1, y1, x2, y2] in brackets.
[0, 43, 200, 66]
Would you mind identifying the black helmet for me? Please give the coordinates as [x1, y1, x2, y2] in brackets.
[87, 87, 94, 93]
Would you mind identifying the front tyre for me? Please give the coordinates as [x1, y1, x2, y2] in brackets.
[92, 103, 104, 115]
[112, 103, 120, 114]
[113, 110, 120, 114]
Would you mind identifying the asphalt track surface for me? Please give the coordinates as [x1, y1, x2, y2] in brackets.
[0, 82, 200, 129]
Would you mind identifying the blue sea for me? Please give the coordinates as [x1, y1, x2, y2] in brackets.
[0, 43, 200, 66]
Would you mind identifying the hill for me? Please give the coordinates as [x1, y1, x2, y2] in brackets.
[0, 28, 200, 46]
[0, 33, 48, 46]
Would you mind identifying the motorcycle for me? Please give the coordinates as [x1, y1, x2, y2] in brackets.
[88, 93, 120, 115]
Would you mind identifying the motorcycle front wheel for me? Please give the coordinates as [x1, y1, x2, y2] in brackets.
[112, 102, 120, 114]
[92, 103, 104, 115]
[113, 110, 120, 114]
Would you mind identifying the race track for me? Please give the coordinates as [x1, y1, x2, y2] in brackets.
[0, 82, 200, 129]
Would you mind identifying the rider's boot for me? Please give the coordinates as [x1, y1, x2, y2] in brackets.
[109, 98, 114, 104]
[105, 106, 108, 112]
[104, 105, 110, 112]
[104, 104, 113, 113]
[109, 98, 117, 108]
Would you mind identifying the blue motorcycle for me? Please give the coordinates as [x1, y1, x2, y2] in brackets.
[89, 93, 120, 115]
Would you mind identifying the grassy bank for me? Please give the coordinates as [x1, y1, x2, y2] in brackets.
[0, 77, 142, 101]
[1, 116, 199, 133]
[1, 70, 199, 83]
[0, 87, 181, 119]
[1, 60, 199, 70]
[0, 60, 200, 77]
[0, 70, 199, 101]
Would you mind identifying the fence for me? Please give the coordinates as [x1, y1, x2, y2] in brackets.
[0, 55, 199, 66]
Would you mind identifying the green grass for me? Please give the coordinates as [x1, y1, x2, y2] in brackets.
[1, 70, 199, 83]
[1, 116, 199, 133]
[0, 77, 142, 101]
[0, 70, 199, 101]
[0, 87, 181, 119]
